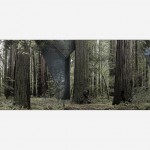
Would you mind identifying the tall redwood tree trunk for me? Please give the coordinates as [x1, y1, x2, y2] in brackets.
[14, 41, 30, 109]
[73, 40, 89, 103]
[113, 40, 133, 105]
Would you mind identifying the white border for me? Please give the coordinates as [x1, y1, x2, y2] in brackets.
[0, 111, 150, 150]
[0, 0, 150, 39]
[0, 0, 150, 150]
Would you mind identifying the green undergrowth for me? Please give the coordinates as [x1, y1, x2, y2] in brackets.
[0, 88, 150, 110]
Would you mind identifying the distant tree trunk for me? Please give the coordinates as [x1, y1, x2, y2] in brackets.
[100, 42, 104, 96]
[113, 40, 133, 105]
[93, 41, 98, 97]
[98, 41, 101, 96]
[4, 45, 8, 98]
[7, 43, 16, 97]
[41, 54, 48, 96]
[73, 40, 89, 103]
[88, 42, 94, 96]
[91, 47, 94, 96]
[109, 40, 116, 91]
[134, 40, 139, 87]
[30, 47, 33, 95]
[37, 50, 48, 97]
[14, 41, 30, 109]
[32, 49, 37, 96]
[145, 61, 149, 90]
[37, 50, 42, 97]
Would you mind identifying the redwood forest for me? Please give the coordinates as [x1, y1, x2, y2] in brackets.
[0, 40, 150, 110]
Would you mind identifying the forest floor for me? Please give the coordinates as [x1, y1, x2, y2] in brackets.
[0, 88, 150, 110]
[0, 91, 149, 110]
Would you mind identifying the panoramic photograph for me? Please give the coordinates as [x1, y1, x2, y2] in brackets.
[0, 40, 150, 110]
